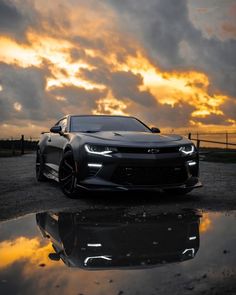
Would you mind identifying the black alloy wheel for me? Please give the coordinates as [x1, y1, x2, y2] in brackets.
[59, 151, 78, 198]
[36, 149, 47, 181]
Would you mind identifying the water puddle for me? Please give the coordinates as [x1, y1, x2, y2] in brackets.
[0, 208, 235, 295]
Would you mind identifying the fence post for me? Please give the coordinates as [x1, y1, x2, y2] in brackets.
[21, 134, 24, 155]
[11, 138, 15, 156]
[197, 139, 200, 150]
[188, 133, 191, 140]
[226, 132, 228, 149]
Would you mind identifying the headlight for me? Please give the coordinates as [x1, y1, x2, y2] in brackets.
[85, 144, 118, 156]
[179, 144, 195, 155]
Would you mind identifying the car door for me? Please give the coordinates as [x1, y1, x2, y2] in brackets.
[45, 118, 68, 171]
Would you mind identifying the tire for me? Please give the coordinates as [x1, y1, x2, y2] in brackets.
[164, 188, 193, 195]
[59, 151, 78, 198]
[36, 149, 47, 181]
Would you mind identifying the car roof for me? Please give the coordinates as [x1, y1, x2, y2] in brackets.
[59, 114, 136, 121]
[69, 114, 132, 118]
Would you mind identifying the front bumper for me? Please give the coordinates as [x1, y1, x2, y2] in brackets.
[76, 150, 202, 192]
[77, 178, 202, 192]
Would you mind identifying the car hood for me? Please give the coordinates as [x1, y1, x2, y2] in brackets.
[78, 131, 183, 144]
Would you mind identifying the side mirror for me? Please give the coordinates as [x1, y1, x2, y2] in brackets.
[50, 126, 62, 134]
[151, 127, 160, 133]
[48, 253, 61, 261]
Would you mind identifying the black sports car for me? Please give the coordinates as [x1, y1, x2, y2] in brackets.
[36, 208, 200, 269]
[36, 115, 202, 197]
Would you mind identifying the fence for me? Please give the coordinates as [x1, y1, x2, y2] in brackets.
[188, 132, 236, 149]
[0, 135, 38, 156]
[1, 132, 236, 156]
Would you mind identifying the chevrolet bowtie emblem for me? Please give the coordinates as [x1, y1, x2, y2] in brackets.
[148, 148, 160, 154]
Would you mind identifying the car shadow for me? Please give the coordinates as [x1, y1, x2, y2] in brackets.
[72, 189, 200, 209]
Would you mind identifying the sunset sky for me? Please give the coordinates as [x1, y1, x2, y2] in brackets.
[0, 0, 236, 137]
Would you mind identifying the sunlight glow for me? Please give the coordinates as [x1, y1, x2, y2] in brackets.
[112, 52, 227, 117]
[13, 102, 22, 112]
[93, 92, 128, 115]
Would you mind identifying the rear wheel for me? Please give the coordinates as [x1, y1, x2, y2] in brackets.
[36, 149, 47, 181]
[59, 151, 78, 198]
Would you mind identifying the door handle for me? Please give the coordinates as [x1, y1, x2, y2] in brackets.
[48, 137, 51, 142]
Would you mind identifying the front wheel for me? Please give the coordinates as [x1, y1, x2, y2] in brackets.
[59, 151, 78, 198]
[36, 149, 47, 181]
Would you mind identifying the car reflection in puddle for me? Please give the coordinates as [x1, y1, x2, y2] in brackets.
[1, 207, 236, 295]
[36, 209, 201, 270]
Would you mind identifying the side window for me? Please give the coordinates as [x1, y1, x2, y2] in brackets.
[58, 118, 68, 132]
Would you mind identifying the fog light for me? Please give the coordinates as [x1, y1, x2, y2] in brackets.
[189, 236, 197, 240]
[87, 163, 102, 177]
[88, 163, 102, 168]
[188, 161, 197, 166]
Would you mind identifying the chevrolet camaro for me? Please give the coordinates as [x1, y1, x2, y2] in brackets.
[36, 208, 200, 269]
[36, 115, 202, 198]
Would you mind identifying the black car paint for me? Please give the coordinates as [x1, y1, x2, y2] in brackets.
[36, 208, 201, 269]
[37, 115, 201, 192]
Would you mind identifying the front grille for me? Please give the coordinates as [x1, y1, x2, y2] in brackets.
[117, 146, 179, 154]
[111, 166, 188, 186]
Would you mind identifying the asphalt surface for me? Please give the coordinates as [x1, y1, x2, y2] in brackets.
[0, 153, 236, 221]
[0, 153, 236, 295]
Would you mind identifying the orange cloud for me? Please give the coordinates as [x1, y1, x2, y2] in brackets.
[200, 214, 212, 233]
[0, 237, 54, 270]
[0, 0, 235, 137]
[93, 91, 128, 116]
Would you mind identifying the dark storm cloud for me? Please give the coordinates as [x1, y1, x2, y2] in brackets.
[106, 0, 236, 97]
[131, 102, 195, 129]
[0, 63, 63, 123]
[109, 71, 156, 107]
[80, 60, 196, 127]
[0, 62, 109, 124]
[221, 97, 236, 121]
[195, 114, 231, 125]
[0, 0, 38, 40]
[49, 85, 107, 109]
[80, 68, 157, 107]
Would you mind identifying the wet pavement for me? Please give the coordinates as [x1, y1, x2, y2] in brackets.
[0, 154, 236, 294]
[0, 206, 235, 295]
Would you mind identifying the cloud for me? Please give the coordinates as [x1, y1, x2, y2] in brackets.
[49, 85, 107, 112]
[0, 0, 38, 41]
[81, 67, 156, 107]
[0, 0, 235, 135]
[0, 62, 63, 123]
[194, 114, 231, 125]
[221, 97, 236, 121]
[127, 101, 195, 129]
[107, 0, 236, 97]
[109, 71, 157, 107]
[221, 22, 236, 38]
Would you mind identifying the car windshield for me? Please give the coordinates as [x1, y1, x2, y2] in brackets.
[70, 116, 151, 133]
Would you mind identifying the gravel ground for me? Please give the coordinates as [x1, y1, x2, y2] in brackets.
[0, 153, 236, 221]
